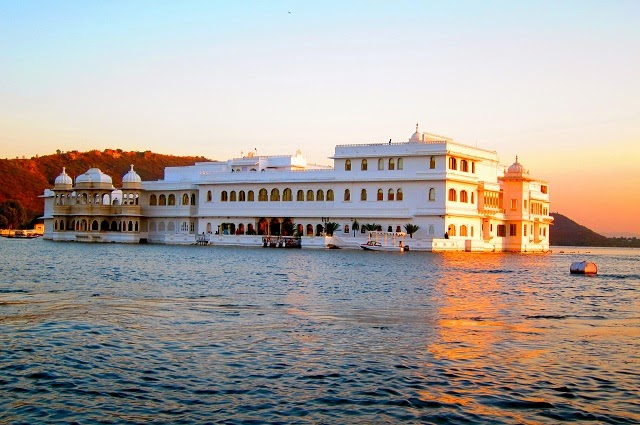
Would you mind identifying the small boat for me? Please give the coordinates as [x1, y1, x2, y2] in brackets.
[360, 231, 408, 252]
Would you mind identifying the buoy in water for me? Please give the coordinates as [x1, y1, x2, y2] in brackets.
[570, 261, 597, 275]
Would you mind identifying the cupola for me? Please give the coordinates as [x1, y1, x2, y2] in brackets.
[54, 167, 73, 190]
[75, 167, 114, 189]
[122, 164, 142, 189]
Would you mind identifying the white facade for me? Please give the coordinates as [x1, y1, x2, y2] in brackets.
[41, 126, 553, 252]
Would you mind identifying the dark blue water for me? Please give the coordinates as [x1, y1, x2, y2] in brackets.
[1, 239, 639, 424]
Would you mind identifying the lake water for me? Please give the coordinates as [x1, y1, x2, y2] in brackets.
[1, 238, 638, 424]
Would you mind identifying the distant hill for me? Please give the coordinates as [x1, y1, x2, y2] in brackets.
[550, 212, 639, 248]
[0, 149, 209, 221]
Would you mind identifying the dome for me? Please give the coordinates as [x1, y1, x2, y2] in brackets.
[75, 167, 113, 189]
[122, 164, 142, 188]
[507, 156, 528, 175]
[410, 123, 421, 142]
[54, 167, 73, 189]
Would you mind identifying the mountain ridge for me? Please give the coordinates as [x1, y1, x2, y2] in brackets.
[0, 149, 209, 220]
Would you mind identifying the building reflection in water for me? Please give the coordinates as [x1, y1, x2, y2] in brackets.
[420, 252, 549, 421]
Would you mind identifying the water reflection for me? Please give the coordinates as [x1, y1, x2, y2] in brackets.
[1, 239, 638, 424]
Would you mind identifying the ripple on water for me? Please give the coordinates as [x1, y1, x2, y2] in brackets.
[0, 241, 639, 424]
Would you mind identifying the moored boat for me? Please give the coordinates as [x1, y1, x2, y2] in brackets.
[360, 231, 408, 252]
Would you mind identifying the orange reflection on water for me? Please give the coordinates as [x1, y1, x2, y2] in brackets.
[421, 253, 550, 422]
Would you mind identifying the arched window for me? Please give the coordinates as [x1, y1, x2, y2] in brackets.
[54, 220, 58, 230]
[248, 190, 255, 202]
[387, 225, 393, 232]
[472, 162, 476, 173]
[168, 194, 176, 205]
[158, 222, 165, 232]
[461, 160, 468, 172]
[150, 194, 157, 206]
[316, 190, 324, 201]
[447, 224, 456, 236]
[206, 191, 212, 202]
[258, 188, 268, 201]
[360, 189, 367, 201]
[397, 158, 403, 170]
[149, 222, 156, 232]
[361, 159, 368, 171]
[297, 190, 304, 201]
[128, 221, 133, 232]
[283, 188, 292, 201]
[306, 190, 314, 201]
[191, 194, 196, 205]
[221, 191, 228, 202]
[168, 222, 175, 232]
[110, 221, 117, 231]
[135, 221, 139, 232]
[388, 158, 395, 170]
[429, 188, 436, 201]
[430, 156, 436, 169]
[306, 224, 314, 236]
[448, 189, 457, 202]
[460, 190, 468, 203]
[428, 225, 435, 235]
[326, 189, 334, 201]
[344, 189, 350, 201]
[159, 194, 167, 206]
[239, 190, 246, 201]
[377, 189, 383, 201]
[345, 159, 351, 171]
[388, 189, 394, 201]
[397, 188, 403, 201]
[378, 158, 384, 170]
[460, 225, 468, 236]
[471, 192, 475, 204]
[182, 194, 189, 205]
[101, 220, 109, 231]
[270, 188, 280, 201]
[344, 225, 349, 234]
[92, 220, 99, 231]
[448, 157, 457, 170]
[230, 191, 237, 202]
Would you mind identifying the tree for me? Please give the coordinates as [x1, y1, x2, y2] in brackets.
[0, 200, 26, 229]
[352, 219, 360, 237]
[324, 222, 341, 236]
[363, 223, 381, 232]
[404, 223, 420, 238]
[0, 215, 7, 229]
[282, 218, 296, 236]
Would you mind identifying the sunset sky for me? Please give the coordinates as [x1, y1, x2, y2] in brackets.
[1, 1, 638, 236]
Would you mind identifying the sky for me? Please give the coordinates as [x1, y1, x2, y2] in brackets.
[1, 1, 639, 236]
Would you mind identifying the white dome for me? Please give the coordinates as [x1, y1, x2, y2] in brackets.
[54, 167, 73, 187]
[122, 164, 141, 183]
[409, 123, 422, 142]
[75, 168, 113, 188]
[122, 164, 142, 189]
[507, 156, 528, 174]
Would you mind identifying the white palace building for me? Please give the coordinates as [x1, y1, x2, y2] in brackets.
[41, 125, 553, 252]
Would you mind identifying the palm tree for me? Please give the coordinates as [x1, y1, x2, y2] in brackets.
[363, 223, 381, 232]
[281, 218, 295, 236]
[404, 223, 420, 238]
[324, 222, 341, 236]
[352, 219, 360, 237]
